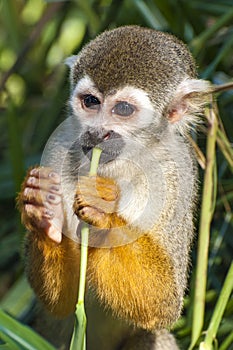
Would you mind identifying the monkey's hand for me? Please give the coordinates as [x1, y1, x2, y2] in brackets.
[74, 176, 125, 229]
[18, 167, 81, 317]
[17, 167, 64, 243]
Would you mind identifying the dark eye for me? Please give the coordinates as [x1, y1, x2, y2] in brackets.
[82, 95, 100, 110]
[112, 101, 135, 117]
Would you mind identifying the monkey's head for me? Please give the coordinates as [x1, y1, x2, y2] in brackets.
[66, 26, 211, 162]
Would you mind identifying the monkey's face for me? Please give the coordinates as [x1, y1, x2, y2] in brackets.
[70, 74, 166, 163]
[67, 26, 198, 163]
[67, 26, 211, 167]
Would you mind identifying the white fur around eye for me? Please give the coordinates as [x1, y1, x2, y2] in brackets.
[69, 75, 102, 119]
[106, 86, 156, 128]
[72, 75, 102, 100]
[69, 77, 158, 134]
[110, 86, 154, 112]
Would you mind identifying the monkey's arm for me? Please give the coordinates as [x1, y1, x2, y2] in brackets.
[74, 176, 181, 330]
[17, 167, 80, 317]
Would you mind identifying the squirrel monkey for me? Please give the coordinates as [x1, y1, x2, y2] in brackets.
[17, 26, 212, 349]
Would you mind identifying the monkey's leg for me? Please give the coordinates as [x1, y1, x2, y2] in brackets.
[17, 167, 81, 317]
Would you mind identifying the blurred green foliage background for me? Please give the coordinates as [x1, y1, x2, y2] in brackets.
[0, 0, 232, 349]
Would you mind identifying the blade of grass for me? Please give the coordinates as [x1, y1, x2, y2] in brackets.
[216, 128, 233, 173]
[1, 0, 21, 51]
[190, 7, 233, 56]
[0, 331, 22, 350]
[199, 262, 233, 349]
[187, 135, 206, 170]
[6, 102, 25, 193]
[6, 101, 25, 236]
[133, 0, 167, 29]
[201, 33, 233, 79]
[0, 309, 55, 350]
[0, 275, 34, 319]
[76, 0, 100, 35]
[70, 147, 102, 350]
[99, 0, 124, 32]
[219, 331, 233, 350]
[189, 103, 218, 349]
[208, 212, 232, 270]
[0, 2, 65, 91]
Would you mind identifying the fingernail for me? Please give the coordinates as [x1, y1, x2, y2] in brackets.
[44, 209, 54, 218]
[50, 185, 60, 192]
[30, 168, 39, 176]
[27, 177, 35, 185]
[47, 194, 56, 201]
[23, 188, 29, 195]
[49, 172, 58, 178]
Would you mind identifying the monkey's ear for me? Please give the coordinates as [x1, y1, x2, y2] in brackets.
[65, 55, 81, 90]
[167, 79, 212, 132]
[64, 55, 79, 69]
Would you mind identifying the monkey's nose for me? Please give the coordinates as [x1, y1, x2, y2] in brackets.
[81, 129, 114, 154]
[81, 128, 124, 162]
[103, 130, 114, 141]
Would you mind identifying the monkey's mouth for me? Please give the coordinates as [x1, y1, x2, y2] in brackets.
[80, 129, 125, 164]
[82, 142, 123, 164]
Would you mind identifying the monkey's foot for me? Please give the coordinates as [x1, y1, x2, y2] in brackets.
[74, 176, 120, 229]
[18, 167, 64, 243]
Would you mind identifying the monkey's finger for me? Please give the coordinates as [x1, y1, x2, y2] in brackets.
[74, 191, 117, 215]
[29, 167, 61, 184]
[26, 176, 62, 195]
[22, 204, 62, 243]
[22, 204, 50, 232]
[75, 205, 111, 228]
[23, 187, 62, 206]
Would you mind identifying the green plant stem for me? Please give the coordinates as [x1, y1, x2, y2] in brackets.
[89, 148, 102, 176]
[70, 147, 102, 350]
[189, 105, 218, 349]
[199, 262, 233, 350]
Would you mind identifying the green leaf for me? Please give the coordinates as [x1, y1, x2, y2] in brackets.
[0, 276, 34, 319]
[0, 309, 55, 350]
